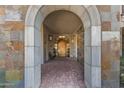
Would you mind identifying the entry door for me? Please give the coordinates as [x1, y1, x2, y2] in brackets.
[57, 40, 67, 57]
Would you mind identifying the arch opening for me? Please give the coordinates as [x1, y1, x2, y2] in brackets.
[42, 10, 85, 87]
[25, 5, 101, 88]
[43, 10, 84, 60]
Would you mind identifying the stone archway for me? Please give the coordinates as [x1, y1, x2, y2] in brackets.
[25, 5, 101, 88]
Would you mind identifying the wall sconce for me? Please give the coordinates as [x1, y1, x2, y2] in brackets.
[121, 5, 124, 22]
[49, 35, 53, 41]
[121, 14, 124, 22]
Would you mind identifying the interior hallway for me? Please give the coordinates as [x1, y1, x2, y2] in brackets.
[41, 57, 85, 88]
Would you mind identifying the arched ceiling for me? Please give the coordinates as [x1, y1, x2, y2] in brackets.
[43, 10, 83, 34]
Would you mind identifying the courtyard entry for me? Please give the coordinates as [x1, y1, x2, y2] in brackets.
[25, 5, 101, 88]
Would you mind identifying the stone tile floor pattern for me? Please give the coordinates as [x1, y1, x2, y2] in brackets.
[41, 57, 85, 88]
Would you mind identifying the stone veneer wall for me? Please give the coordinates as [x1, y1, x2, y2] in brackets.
[0, 5, 121, 88]
[97, 5, 120, 87]
[7, 5, 102, 88]
[0, 6, 28, 87]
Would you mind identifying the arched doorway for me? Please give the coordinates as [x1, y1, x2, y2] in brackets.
[43, 10, 84, 61]
[25, 5, 101, 88]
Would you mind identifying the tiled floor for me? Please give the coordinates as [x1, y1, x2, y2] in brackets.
[41, 57, 85, 88]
